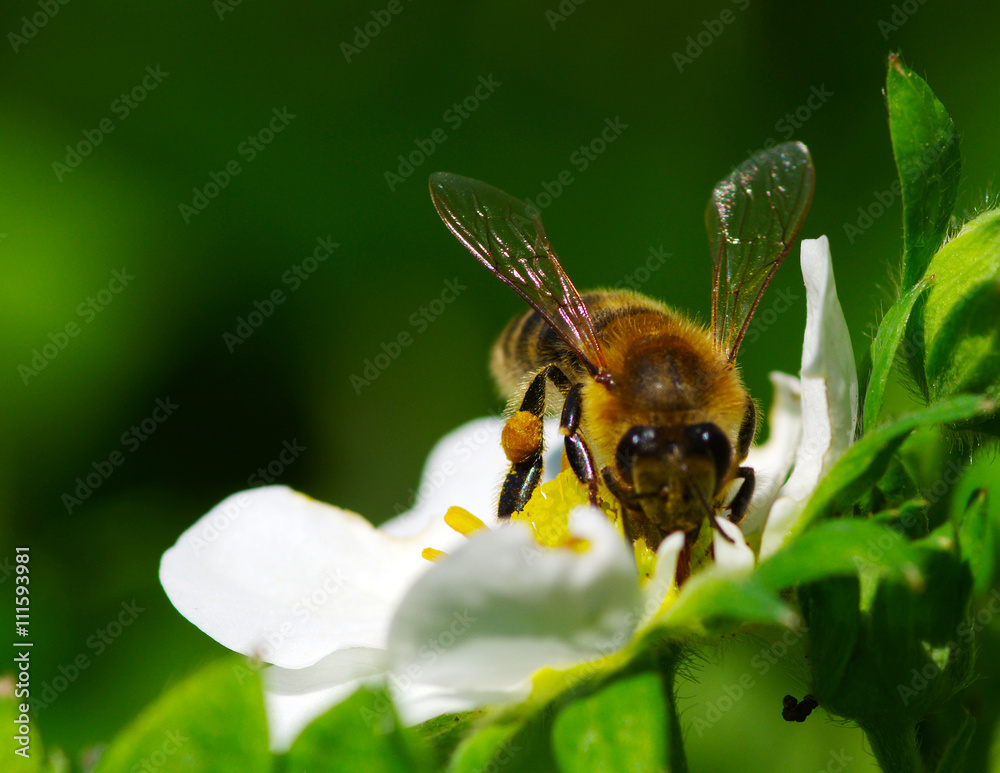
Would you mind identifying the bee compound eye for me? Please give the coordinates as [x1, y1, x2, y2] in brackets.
[615, 426, 658, 478]
[685, 423, 731, 485]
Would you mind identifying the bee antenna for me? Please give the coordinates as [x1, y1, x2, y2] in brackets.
[693, 485, 735, 544]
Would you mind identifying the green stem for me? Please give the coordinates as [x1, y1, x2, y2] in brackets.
[861, 719, 923, 773]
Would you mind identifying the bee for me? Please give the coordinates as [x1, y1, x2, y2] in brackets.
[428, 142, 814, 552]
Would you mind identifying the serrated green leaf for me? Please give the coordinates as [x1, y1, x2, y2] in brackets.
[887, 53, 962, 290]
[551, 672, 667, 773]
[797, 395, 993, 530]
[284, 687, 427, 773]
[93, 657, 270, 773]
[864, 277, 933, 433]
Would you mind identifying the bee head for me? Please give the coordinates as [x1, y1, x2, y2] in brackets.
[615, 423, 731, 500]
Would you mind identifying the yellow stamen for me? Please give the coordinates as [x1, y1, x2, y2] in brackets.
[421, 547, 446, 563]
[565, 536, 591, 553]
[444, 506, 487, 537]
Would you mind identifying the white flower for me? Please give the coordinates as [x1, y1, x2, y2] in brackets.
[759, 236, 858, 557]
[160, 236, 855, 752]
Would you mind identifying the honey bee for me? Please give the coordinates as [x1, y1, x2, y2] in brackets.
[428, 142, 814, 552]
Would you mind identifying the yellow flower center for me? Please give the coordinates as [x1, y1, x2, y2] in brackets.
[512, 471, 659, 585]
[421, 471, 659, 586]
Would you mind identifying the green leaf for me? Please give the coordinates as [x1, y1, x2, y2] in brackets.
[922, 209, 1000, 416]
[869, 544, 974, 715]
[756, 520, 922, 592]
[957, 487, 995, 596]
[875, 456, 920, 503]
[863, 276, 933, 433]
[886, 53, 962, 290]
[284, 687, 428, 773]
[799, 578, 861, 709]
[93, 657, 270, 773]
[952, 451, 1000, 593]
[416, 710, 486, 769]
[662, 573, 797, 633]
[797, 395, 993, 530]
[933, 712, 976, 773]
[551, 672, 667, 773]
[449, 716, 557, 773]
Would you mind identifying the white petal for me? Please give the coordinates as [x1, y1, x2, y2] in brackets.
[262, 648, 385, 752]
[386, 506, 641, 711]
[160, 486, 447, 668]
[760, 236, 858, 557]
[380, 418, 503, 536]
[382, 417, 563, 535]
[740, 372, 802, 535]
[639, 531, 685, 626]
[713, 518, 755, 575]
[542, 418, 565, 483]
[394, 683, 530, 727]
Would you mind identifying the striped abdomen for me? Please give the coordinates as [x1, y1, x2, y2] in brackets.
[491, 289, 682, 400]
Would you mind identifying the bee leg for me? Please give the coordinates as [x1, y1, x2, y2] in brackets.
[676, 541, 693, 585]
[497, 365, 569, 518]
[561, 383, 599, 505]
[726, 466, 756, 524]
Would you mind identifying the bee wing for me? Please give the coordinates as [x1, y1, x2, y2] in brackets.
[430, 172, 609, 377]
[708, 141, 815, 361]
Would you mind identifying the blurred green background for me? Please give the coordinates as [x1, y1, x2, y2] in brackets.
[3, 0, 999, 769]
